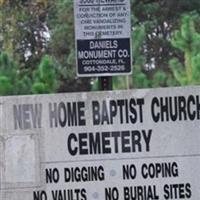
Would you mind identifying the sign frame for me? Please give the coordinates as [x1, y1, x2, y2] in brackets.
[74, 0, 133, 77]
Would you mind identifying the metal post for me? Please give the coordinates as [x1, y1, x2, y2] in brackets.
[98, 76, 112, 91]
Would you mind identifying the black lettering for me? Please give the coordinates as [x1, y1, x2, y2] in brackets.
[121, 131, 131, 152]
[187, 95, 196, 120]
[117, 99, 125, 124]
[131, 130, 142, 152]
[81, 188, 87, 200]
[79, 133, 88, 155]
[125, 99, 129, 123]
[196, 96, 200, 119]
[111, 131, 120, 153]
[92, 101, 100, 125]
[45, 168, 60, 183]
[68, 133, 78, 156]
[137, 186, 143, 198]
[67, 102, 77, 126]
[179, 183, 185, 198]
[137, 98, 144, 123]
[58, 102, 67, 127]
[151, 97, 160, 122]
[102, 132, 111, 154]
[122, 164, 137, 180]
[64, 168, 71, 182]
[142, 129, 152, 152]
[102, 100, 110, 124]
[123, 187, 129, 200]
[141, 162, 179, 179]
[78, 102, 86, 126]
[64, 166, 105, 182]
[89, 132, 101, 154]
[185, 183, 192, 198]
[178, 96, 187, 120]
[169, 97, 178, 121]
[33, 191, 47, 200]
[141, 163, 148, 179]
[160, 97, 169, 121]
[163, 184, 170, 199]
[129, 98, 137, 123]
[105, 187, 119, 200]
[109, 100, 117, 124]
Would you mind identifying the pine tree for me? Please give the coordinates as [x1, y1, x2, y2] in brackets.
[170, 15, 200, 85]
[32, 55, 59, 94]
[0, 52, 32, 95]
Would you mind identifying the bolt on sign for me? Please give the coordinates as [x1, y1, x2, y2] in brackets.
[74, 0, 132, 77]
[1, 86, 200, 199]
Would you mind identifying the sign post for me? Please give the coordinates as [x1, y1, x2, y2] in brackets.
[74, 0, 132, 78]
[98, 76, 112, 90]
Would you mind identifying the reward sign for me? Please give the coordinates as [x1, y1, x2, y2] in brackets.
[0, 86, 200, 199]
[74, 0, 132, 76]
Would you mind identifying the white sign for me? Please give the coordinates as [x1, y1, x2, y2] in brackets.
[0, 86, 200, 200]
[74, 0, 132, 76]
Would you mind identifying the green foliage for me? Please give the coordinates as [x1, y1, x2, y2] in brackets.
[1, 0, 200, 95]
[48, 0, 91, 92]
[112, 1, 200, 90]
[0, 52, 59, 95]
[32, 55, 59, 94]
[0, 52, 32, 95]
[0, 1, 49, 65]
[170, 14, 200, 85]
[0, 76, 13, 95]
[112, 76, 130, 90]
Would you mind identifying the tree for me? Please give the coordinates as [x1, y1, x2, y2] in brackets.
[0, 52, 59, 95]
[0, 1, 63, 94]
[100, 0, 199, 89]
[32, 55, 59, 94]
[170, 15, 200, 85]
[1, 0, 200, 96]
[47, 0, 91, 92]
[0, 0, 49, 67]
[0, 52, 31, 95]
[129, 0, 200, 88]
